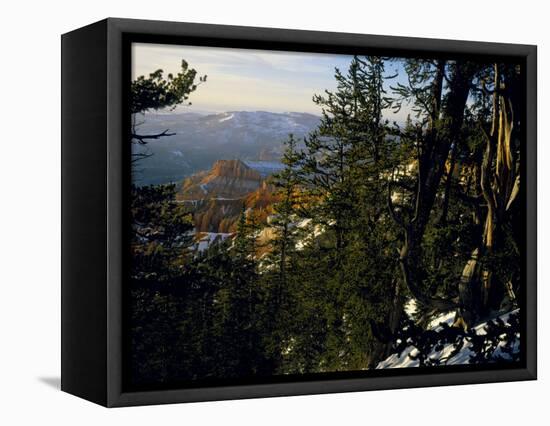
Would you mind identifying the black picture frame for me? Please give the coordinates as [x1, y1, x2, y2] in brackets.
[61, 17, 537, 407]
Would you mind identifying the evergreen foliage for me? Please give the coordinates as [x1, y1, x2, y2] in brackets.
[128, 56, 523, 385]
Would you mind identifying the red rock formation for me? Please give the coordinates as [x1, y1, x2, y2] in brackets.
[178, 159, 262, 200]
[177, 161, 281, 233]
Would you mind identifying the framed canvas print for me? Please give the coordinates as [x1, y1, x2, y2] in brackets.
[61, 18, 537, 407]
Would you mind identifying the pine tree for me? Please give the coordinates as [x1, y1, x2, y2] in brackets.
[211, 206, 267, 377]
[267, 135, 304, 306]
[289, 56, 400, 369]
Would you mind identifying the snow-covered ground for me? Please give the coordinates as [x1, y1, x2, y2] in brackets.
[376, 306, 520, 369]
[195, 232, 233, 252]
[294, 218, 327, 250]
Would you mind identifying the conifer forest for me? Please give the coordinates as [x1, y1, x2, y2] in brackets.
[128, 44, 523, 387]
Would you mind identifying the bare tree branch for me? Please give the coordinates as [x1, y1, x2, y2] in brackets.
[131, 129, 176, 144]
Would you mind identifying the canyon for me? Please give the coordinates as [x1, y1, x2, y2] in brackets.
[177, 159, 280, 233]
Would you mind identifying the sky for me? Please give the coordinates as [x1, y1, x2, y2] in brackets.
[132, 42, 408, 119]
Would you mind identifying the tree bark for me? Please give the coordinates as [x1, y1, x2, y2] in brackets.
[475, 64, 517, 316]
[392, 61, 475, 313]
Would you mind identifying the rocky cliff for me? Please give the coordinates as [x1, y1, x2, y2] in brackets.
[177, 161, 280, 233]
[178, 159, 262, 200]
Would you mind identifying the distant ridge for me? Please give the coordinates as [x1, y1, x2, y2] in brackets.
[133, 110, 319, 186]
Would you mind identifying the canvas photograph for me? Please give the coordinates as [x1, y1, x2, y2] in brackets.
[127, 42, 524, 389]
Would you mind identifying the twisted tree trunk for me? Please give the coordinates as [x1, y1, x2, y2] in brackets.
[475, 64, 518, 317]
[390, 61, 475, 314]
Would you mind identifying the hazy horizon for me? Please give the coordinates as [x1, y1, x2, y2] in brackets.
[132, 43, 409, 122]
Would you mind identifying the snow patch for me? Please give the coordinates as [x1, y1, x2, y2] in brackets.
[196, 232, 232, 252]
[376, 308, 520, 369]
[404, 299, 418, 319]
[428, 311, 457, 330]
[219, 113, 234, 123]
